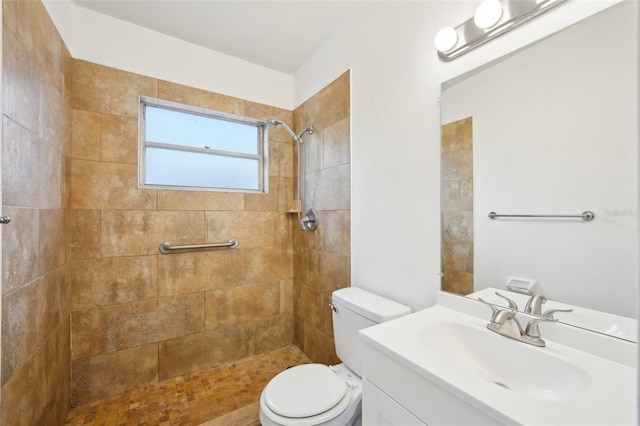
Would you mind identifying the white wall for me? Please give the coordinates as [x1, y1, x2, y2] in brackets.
[293, 0, 626, 311]
[441, 2, 638, 318]
[42, 0, 294, 110]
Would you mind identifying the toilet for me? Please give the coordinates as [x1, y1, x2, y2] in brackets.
[259, 287, 411, 426]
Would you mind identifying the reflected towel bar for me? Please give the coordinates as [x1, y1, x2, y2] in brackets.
[159, 239, 239, 254]
[488, 211, 595, 221]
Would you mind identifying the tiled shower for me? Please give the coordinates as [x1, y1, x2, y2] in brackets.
[0, 0, 350, 423]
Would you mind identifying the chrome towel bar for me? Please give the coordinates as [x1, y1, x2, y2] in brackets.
[159, 239, 239, 254]
[488, 211, 595, 221]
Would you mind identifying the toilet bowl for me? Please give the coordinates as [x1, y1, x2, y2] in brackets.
[259, 287, 411, 426]
[259, 364, 362, 426]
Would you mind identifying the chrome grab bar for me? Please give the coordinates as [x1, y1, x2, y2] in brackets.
[488, 211, 595, 221]
[159, 239, 239, 254]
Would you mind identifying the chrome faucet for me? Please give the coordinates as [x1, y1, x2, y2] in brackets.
[479, 299, 557, 347]
[524, 294, 547, 315]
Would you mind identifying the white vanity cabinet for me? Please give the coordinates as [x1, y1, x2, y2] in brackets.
[361, 342, 500, 426]
[362, 379, 425, 426]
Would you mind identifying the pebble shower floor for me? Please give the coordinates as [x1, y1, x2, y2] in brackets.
[64, 346, 310, 426]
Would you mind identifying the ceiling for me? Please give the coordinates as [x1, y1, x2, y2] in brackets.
[73, 0, 359, 75]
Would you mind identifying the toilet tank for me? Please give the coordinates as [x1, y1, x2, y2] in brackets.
[331, 287, 411, 377]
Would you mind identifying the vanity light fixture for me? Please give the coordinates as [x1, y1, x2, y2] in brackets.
[435, 0, 566, 61]
[474, 0, 503, 29]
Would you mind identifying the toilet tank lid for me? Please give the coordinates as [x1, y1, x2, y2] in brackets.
[332, 287, 411, 323]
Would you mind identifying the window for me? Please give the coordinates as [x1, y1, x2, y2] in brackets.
[139, 96, 267, 192]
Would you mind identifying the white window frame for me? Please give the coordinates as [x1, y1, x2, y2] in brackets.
[138, 96, 268, 193]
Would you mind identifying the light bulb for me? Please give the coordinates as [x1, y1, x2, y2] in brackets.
[434, 27, 459, 52]
[474, 0, 503, 29]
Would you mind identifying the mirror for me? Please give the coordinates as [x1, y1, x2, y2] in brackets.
[440, 1, 638, 342]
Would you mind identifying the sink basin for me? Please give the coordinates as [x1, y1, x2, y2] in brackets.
[418, 322, 591, 401]
[359, 300, 637, 425]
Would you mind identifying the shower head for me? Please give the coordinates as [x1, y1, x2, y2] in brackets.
[266, 119, 282, 127]
[266, 118, 303, 144]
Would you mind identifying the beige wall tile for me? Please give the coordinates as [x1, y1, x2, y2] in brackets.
[70, 256, 157, 310]
[3, 116, 65, 209]
[71, 159, 156, 210]
[442, 117, 473, 153]
[293, 70, 350, 363]
[71, 109, 101, 161]
[39, 317, 70, 412]
[268, 140, 281, 177]
[442, 210, 473, 242]
[70, 209, 101, 259]
[39, 208, 69, 275]
[101, 210, 204, 257]
[323, 117, 350, 168]
[157, 189, 244, 211]
[441, 179, 473, 211]
[71, 309, 101, 360]
[2, 271, 61, 385]
[71, 343, 158, 406]
[244, 102, 291, 126]
[2, 207, 39, 295]
[247, 314, 293, 355]
[306, 163, 350, 211]
[441, 240, 473, 274]
[205, 211, 279, 249]
[245, 248, 293, 284]
[441, 271, 474, 296]
[2, 1, 72, 422]
[303, 322, 339, 365]
[293, 312, 305, 349]
[441, 149, 473, 181]
[308, 250, 351, 295]
[0, 345, 44, 425]
[100, 113, 137, 164]
[279, 280, 294, 314]
[158, 326, 247, 381]
[39, 363, 70, 426]
[72, 59, 157, 117]
[158, 249, 246, 297]
[303, 130, 323, 173]
[39, 75, 68, 150]
[101, 293, 205, 352]
[299, 282, 323, 331]
[315, 210, 350, 256]
[279, 143, 294, 178]
[157, 80, 245, 116]
[277, 177, 293, 212]
[3, 29, 40, 132]
[244, 176, 279, 211]
[206, 282, 279, 329]
[295, 71, 350, 134]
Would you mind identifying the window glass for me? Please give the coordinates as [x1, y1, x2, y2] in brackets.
[145, 106, 258, 155]
[145, 148, 260, 190]
[140, 97, 266, 193]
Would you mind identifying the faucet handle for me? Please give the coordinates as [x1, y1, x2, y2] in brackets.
[523, 317, 558, 347]
[543, 308, 573, 319]
[494, 291, 519, 310]
[478, 298, 511, 322]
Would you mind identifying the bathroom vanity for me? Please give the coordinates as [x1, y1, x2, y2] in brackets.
[359, 292, 637, 426]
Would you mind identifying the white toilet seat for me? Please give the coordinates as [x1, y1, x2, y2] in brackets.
[263, 364, 348, 418]
[260, 364, 362, 426]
